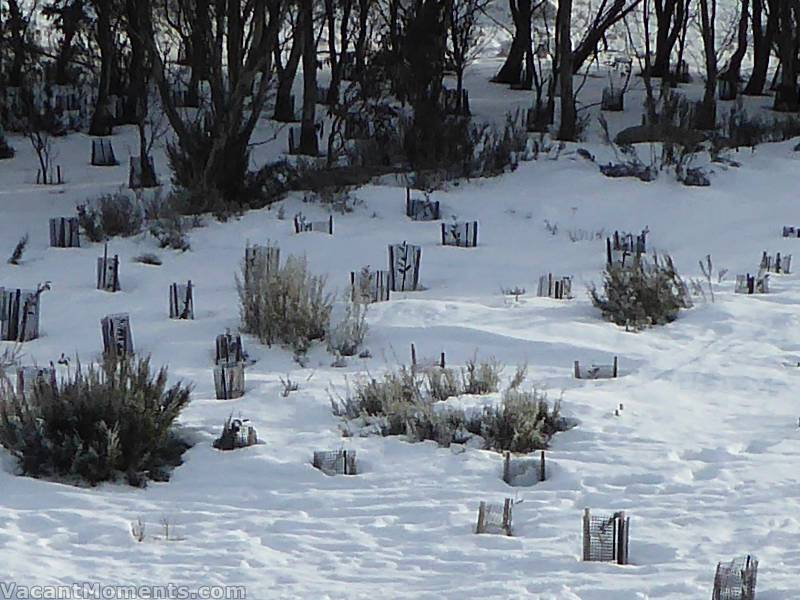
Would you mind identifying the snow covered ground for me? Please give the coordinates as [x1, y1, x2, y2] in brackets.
[2, 61, 800, 599]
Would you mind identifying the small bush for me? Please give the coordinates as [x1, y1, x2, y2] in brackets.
[237, 253, 333, 353]
[473, 388, 562, 453]
[133, 253, 163, 266]
[77, 194, 144, 241]
[461, 357, 502, 395]
[331, 362, 568, 452]
[327, 300, 368, 357]
[149, 217, 190, 251]
[590, 254, 691, 329]
[0, 356, 192, 486]
[7, 234, 28, 265]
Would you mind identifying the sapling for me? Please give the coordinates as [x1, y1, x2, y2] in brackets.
[7, 234, 28, 265]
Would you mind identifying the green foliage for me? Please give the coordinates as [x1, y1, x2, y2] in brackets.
[590, 254, 691, 329]
[0, 356, 192, 486]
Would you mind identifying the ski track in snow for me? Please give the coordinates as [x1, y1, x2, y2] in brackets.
[2, 61, 800, 598]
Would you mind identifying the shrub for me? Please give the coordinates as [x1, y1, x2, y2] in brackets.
[424, 367, 461, 402]
[0, 356, 192, 486]
[590, 254, 691, 329]
[133, 253, 162, 266]
[331, 362, 569, 452]
[461, 357, 502, 395]
[327, 300, 368, 357]
[77, 194, 143, 241]
[7, 234, 28, 265]
[237, 253, 333, 353]
[472, 388, 562, 453]
[471, 112, 528, 177]
[149, 217, 190, 251]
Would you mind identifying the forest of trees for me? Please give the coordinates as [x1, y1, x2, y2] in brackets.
[0, 0, 798, 207]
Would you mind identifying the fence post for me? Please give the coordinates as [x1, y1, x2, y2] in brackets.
[476, 502, 486, 534]
[503, 498, 512, 536]
[574, 361, 581, 379]
[503, 451, 511, 484]
[539, 450, 546, 482]
[582, 508, 591, 561]
[616, 511, 628, 565]
[612, 356, 619, 378]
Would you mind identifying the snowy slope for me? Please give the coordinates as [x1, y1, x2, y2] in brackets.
[2, 61, 800, 599]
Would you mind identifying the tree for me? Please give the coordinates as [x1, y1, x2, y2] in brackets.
[650, 0, 689, 79]
[743, 0, 778, 95]
[88, 0, 118, 135]
[556, 0, 576, 140]
[323, 0, 354, 106]
[273, 6, 303, 122]
[773, 0, 799, 111]
[42, 0, 89, 86]
[696, 0, 717, 129]
[298, 0, 318, 155]
[143, 0, 285, 209]
[493, 0, 535, 88]
[446, 0, 490, 111]
[719, 0, 749, 100]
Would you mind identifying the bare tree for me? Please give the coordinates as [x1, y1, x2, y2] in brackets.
[773, 0, 799, 111]
[556, 0, 576, 140]
[298, 0, 319, 155]
[143, 0, 285, 208]
[493, 0, 535, 88]
[697, 0, 717, 129]
[743, 0, 778, 95]
[446, 0, 490, 111]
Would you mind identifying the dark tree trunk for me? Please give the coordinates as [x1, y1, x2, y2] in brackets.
[720, 0, 750, 99]
[493, 0, 531, 86]
[773, 0, 799, 111]
[89, 1, 114, 135]
[325, 0, 353, 106]
[184, 0, 210, 107]
[7, 0, 27, 87]
[274, 14, 303, 122]
[651, 0, 685, 79]
[122, 0, 147, 124]
[557, 0, 576, 140]
[744, 0, 777, 95]
[54, 1, 86, 85]
[697, 0, 717, 129]
[299, 0, 318, 155]
[354, 0, 370, 77]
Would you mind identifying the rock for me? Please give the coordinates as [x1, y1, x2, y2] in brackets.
[682, 168, 711, 187]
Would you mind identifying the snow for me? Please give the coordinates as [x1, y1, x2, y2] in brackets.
[2, 60, 800, 599]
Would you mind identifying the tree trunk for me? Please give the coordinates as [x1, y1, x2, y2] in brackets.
[720, 0, 750, 99]
[275, 15, 304, 122]
[299, 0, 319, 155]
[325, 0, 352, 106]
[354, 0, 370, 77]
[744, 0, 776, 95]
[652, 0, 685, 79]
[557, 0, 576, 141]
[89, 1, 114, 135]
[54, 1, 85, 85]
[773, 0, 799, 111]
[493, 0, 529, 85]
[697, 0, 717, 129]
[122, 0, 147, 124]
[7, 0, 27, 87]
